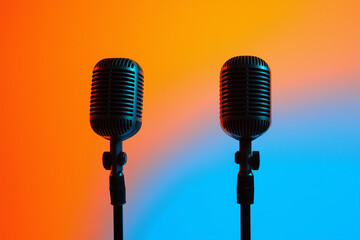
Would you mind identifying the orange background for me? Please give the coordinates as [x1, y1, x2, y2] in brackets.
[1, 1, 359, 239]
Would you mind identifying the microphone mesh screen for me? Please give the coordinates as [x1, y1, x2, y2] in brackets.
[90, 58, 143, 140]
[220, 56, 271, 140]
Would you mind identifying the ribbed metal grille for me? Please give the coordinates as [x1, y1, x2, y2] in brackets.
[90, 68, 136, 117]
[220, 67, 270, 118]
[90, 118, 133, 137]
[136, 72, 144, 119]
[220, 56, 271, 140]
[222, 119, 270, 139]
[90, 58, 143, 140]
[94, 58, 136, 69]
[222, 56, 269, 68]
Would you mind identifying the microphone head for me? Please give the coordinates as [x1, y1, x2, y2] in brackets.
[220, 56, 271, 140]
[90, 58, 144, 141]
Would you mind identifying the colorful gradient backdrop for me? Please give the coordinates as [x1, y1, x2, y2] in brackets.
[1, 0, 359, 239]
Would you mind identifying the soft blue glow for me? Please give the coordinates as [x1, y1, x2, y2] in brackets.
[126, 96, 360, 240]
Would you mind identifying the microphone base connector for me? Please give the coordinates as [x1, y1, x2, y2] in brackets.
[110, 173, 126, 206]
[237, 174, 254, 205]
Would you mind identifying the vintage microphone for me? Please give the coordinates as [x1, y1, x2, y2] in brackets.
[220, 56, 271, 240]
[90, 58, 144, 240]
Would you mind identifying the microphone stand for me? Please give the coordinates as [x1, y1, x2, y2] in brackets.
[103, 140, 127, 240]
[236, 140, 260, 240]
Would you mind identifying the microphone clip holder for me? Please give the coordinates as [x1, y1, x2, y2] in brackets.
[103, 140, 127, 206]
[235, 140, 260, 205]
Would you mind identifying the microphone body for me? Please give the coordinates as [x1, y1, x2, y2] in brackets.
[220, 56, 270, 140]
[90, 58, 144, 141]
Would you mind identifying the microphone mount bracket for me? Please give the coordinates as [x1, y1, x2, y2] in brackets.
[235, 150, 260, 171]
[103, 140, 127, 206]
[235, 140, 260, 205]
[103, 151, 127, 171]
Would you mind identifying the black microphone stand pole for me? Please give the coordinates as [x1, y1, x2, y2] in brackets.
[103, 140, 127, 240]
[236, 140, 260, 240]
